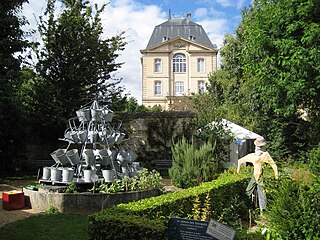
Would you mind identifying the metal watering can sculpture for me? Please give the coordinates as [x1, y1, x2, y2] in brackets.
[41, 100, 139, 184]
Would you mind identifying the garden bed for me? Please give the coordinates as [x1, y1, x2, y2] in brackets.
[23, 187, 161, 213]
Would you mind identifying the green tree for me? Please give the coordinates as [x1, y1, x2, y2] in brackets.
[31, 0, 127, 129]
[207, 0, 320, 159]
[0, 0, 29, 174]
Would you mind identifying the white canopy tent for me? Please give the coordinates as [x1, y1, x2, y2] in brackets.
[213, 119, 262, 168]
[220, 119, 262, 140]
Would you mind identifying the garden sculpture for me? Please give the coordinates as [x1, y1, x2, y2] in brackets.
[237, 136, 278, 213]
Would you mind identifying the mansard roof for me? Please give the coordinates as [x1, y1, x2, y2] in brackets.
[145, 14, 217, 50]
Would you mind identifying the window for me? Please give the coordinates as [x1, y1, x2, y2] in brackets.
[154, 81, 162, 95]
[173, 53, 186, 73]
[154, 58, 162, 72]
[198, 81, 205, 94]
[197, 58, 205, 72]
[175, 81, 184, 96]
[189, 35, 195, 41]
[162, 36, 169, 42]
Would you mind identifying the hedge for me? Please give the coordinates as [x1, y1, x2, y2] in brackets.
[88, 172, 249, 240]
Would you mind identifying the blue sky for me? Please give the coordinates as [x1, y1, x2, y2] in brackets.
[22, 0, 252, 103]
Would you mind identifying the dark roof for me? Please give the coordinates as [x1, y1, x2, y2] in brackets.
[145, 17, 217, 50]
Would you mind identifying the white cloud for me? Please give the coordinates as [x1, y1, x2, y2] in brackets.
[198, 0, 246, 9]
[20, 0, 239, 103]
[21, 0, 166, 103]
[21, 0, 46, 41]
[194, 8, 208, 19]
[96, 0, 166, 103]
[198, 18, 228, 47]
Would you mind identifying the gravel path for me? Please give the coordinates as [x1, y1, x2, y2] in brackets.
[0, 179, 42, 227]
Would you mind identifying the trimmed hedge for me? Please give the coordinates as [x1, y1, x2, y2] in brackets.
[88, 172, 250, 240]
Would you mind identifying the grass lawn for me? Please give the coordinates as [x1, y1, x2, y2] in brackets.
[0, 213, 89, 240]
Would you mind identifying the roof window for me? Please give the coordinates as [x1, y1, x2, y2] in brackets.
[162, 36, 170, 42]
[189, 35, 196, 41]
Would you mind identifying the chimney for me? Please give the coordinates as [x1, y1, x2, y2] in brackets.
[187, 13, 191, 20]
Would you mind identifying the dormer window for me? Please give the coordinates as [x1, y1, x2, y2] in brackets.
[188, 35, 195, 41]
[162, 36, 170, 42]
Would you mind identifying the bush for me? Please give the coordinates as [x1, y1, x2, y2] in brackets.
[45, 206, 60, 215]
[88, 172, 250, 240]
[266, 179, 320, 239]
[307, 143, 320, 177]
[88, 213, 166, 240]
[97, 169, 164, 193]
[169, 137, 219, 188]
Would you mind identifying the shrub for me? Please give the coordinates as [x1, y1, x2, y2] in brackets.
[266, 179, 320, 239]
[63, 181, 78, 193]
[169, 137, 219, 188]
[88, 213, 166, 240]
[307, 143, 320, 177]
[97, 169, 164, 193]
[88, 172, 250, 240]
[45, 206, 60, 215]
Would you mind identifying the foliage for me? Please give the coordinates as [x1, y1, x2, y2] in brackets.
[23, 183, 40, 191]
[97, 169, 164, 193]
[205, 0, 320, 159]
[266, 179, 320, 239]
[201, 192, 212, 221]
[98, 179, 124, 193]
[29, 0, 127, 129]
[0, 213, 88, 240]
[45, 205, 60, 215]
[63, 181, 78, 193]
[192, 195, 202, 220]
[88, 212, 166, 240]
[0, 0, 29, 175]
[307, 143, 320, 177]
[169, 137, 220, 188]
[144, 112, 194, 164]
[190, 92, 234, 168]
[88, 172, 250, 239]
[123, 97, 154, 112]
[191, 191, 212, 221]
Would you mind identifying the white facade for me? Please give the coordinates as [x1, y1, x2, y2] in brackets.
[141, 15, 218, 110]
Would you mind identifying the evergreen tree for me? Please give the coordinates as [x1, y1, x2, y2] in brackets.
[0, 0, 29, 174]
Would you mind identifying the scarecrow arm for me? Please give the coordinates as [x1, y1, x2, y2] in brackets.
[263, 152, 279, 179]
[237, 154, 254, 174]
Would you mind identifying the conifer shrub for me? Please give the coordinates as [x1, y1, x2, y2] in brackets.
[169, 137, 219, 188]
[266, 178, 320, 239]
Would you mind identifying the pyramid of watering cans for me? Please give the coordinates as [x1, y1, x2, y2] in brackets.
[42, 100, 139, 183]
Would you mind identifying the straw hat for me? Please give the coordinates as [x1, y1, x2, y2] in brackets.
[254, 137, 266, 147]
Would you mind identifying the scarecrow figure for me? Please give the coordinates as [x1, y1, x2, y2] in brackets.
[237, 136, 278, 212]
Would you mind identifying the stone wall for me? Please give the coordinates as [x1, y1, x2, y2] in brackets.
[25, 112, 196, 171]
[24, 188, 161, 213]
[115, 112, 195, 168]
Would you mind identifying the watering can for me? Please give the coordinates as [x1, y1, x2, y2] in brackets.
[76, 108, 91, 122]
[83, 149, 95, 166]
[99, 149, 111, 166]
[66, 149, 80, 165]
[52, 149, 69, 165]
[102, 109, 114, 122]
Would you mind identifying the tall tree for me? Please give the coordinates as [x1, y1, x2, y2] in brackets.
[207, 0, 320, 158]
[0, 0, 29, 175]
[31, 0, 127, 128]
